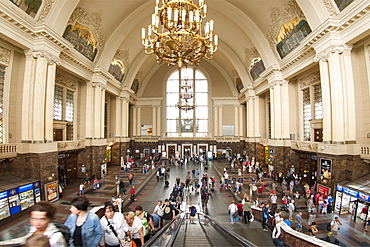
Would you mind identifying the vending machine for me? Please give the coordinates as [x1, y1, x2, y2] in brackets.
[18, 183, 35, 211]
[0, 191, 10, 220]
[7, 188, 21, 215]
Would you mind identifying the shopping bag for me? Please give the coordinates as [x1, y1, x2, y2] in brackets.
[250, 214, 254, 222]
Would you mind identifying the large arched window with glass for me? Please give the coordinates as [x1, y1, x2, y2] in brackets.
[166, 67, 208, 137]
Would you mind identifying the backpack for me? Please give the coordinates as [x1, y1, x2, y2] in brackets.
[52, 220, 70, 245]
[326, 222, 331, 231]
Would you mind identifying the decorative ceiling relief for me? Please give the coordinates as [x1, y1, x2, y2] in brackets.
[0, 46, 11, 66]
[245, 47, 265, 81]
[108, 49, 130, 83]
[55, 73, 77, 90]
[298, 71, 320, 89]
[131, 71, 142, 94]
[63, 7, 106, 63]
[38, 0, 56, 22]
[267, 1, 311, 59]
[322, 0, 337, 16]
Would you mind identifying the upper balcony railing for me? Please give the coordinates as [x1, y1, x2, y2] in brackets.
[0, 144, 17, 159]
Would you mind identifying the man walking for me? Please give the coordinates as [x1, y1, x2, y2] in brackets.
[242, 198, 252, 224]
[329, 217, 342, 244]
[308, 204, 317, 225]
[262, 203, 270, 231]
[228, 201, 238, 225]
[288, 200, 295, 221]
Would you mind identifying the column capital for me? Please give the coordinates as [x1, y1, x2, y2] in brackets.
[26, 50, 61, 65]
[314, 45, 351, 62]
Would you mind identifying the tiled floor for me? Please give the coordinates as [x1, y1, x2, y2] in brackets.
[0, 159, 370, 247]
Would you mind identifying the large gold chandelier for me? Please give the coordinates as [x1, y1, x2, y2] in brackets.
[141, 0, 218, 67]
[176, 77, 195, 111]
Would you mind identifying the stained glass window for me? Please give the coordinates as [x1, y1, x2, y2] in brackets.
[166, 67, 208, 137]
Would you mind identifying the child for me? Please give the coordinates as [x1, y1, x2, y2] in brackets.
[130, 186, 137, 201]
[321, 200, 328, 216]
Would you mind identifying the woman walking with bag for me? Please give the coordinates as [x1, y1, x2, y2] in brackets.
[100, 202, 130, 247]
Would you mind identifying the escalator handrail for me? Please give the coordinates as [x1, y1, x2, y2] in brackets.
[198, 212, 258, 247]
[143, 212, 185, 247]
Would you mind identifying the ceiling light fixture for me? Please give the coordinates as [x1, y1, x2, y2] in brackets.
[141, 0, 218, 67]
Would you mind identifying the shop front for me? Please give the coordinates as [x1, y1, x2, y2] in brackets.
[334, 184, 370, 222]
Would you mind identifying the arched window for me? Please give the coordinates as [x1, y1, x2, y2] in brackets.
[166, 67, 208, 137]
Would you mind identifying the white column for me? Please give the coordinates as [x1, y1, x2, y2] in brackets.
[156, 106, 161, 137]
[253, 96, 260, 138]
[115, 97, 122, 137]
[93, 84, 101, 139]
[121, 98, 129, 137]
[100, 87, 106, 138]
[328, 47, 345, 143]
[85, 82, 94, 139]
[246, 98, 254, 138]
[234, 105, 239, 136]
[281, 81, 290, 139]
[341, 47, 356, 143]
[21, 54, 33, 142]
[132, 106, 137, 136]
[274, 83, 282, 139]
[152, 106, 157, 136]
[137, 106, 142, 137]
[44, 62, 57, 142]
[218, 106, 223, 137]
[32, 53, 48, 142]
[239, 105, 244, 137]
[213, 106, 218, 136]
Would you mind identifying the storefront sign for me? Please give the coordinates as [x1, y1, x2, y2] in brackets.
[318, 184, 331, 195]
[161, 151, 167, 159]
[342, 187, 358, 197]
[336, 184, 343, 192]
[320, 158, 332, 179]
[358, 192, 370, 202]
[45, 181, 58, 202]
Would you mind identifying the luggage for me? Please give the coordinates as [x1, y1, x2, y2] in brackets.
[258, 187, 263, 193]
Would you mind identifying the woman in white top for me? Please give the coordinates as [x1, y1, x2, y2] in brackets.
[125, 211, 144, 247]
[100, 203, 129, 247]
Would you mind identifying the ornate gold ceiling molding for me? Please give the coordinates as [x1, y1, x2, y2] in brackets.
[267, 1, 306, 59]
[0, 46, 11, 66]
[113, 49, 130, 72]
[66, 7, 106, 63]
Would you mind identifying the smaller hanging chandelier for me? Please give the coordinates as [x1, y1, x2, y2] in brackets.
[141, 0, 218, 67]
[176, 77, 195, 111]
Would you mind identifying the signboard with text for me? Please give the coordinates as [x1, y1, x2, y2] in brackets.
[320, 158, 332, 179]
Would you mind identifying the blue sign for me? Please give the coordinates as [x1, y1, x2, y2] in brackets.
[18, 183, 34, 193]
[0, 191, 8, 199]
[34, 181, 40, 188]
[342, 187, 358, 197]
[358, 192, 370, 202]
[8, 188, 18, 196]
[10, 206, 21, 215]
[336, 184, 343, 192]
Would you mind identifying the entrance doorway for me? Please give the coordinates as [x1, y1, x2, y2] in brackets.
[299, 157, 317, 186]
[182, 145, 192, 158]
[167, 145, 176, 158]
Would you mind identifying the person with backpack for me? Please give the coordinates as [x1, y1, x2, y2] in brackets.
[26, 201, 67, 247]
[100, 202, 130, 247]
[135, 205, 155, 242]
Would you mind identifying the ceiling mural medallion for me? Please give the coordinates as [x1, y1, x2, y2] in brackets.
[64, 7, 106, 63]
[109, 50, 129, 82]
[267, 1, 308, 59]
[245, 47, 265, 81]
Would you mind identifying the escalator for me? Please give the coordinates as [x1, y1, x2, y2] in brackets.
[144, 187, 257, 247]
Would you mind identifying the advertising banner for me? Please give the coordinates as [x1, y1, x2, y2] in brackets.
[45, 181, 58, 202]
[320, 158, 332, 179]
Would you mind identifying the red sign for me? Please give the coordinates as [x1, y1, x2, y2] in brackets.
[318, 184, 330, 195]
